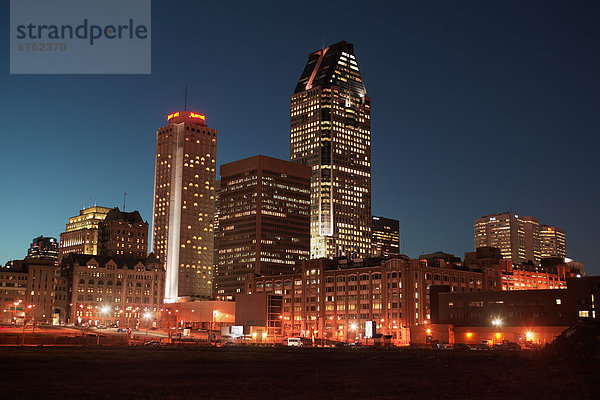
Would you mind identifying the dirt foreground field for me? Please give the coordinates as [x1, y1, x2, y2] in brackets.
[0, 346, 598, 399]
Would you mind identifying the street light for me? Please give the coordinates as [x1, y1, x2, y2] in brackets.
[13, 300, 22, 326]
[100, 305, 111, 328]
[143, 311, 153, 338]
[492, 318, 502, 344]
[22, 304, 35, 344]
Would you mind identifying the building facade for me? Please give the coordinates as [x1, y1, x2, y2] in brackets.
[98, 208, 148, 258]
[213, 179, 221, 296]
[474, 212, 541, 265]
[0, 258, 59, 325]
[61, 253, 165, 328]
[151, 111, 217, 302]
[371, 216, 400, 257]
[217, 155, 311, 299]
[465, 246, 578, 291]
[290, 41, 372, 260]
[540, 225, 566, 259]
[431, 276, 600, 345]
[59, 206, 112, 262]
[245, 256, 501, 342]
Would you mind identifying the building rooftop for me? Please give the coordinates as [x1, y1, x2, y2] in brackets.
[103, 207, 145, 224]
[61, 253, 162, 271]
[294, 40, 366, 96]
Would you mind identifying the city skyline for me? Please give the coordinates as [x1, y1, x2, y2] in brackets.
[1, 1, 599, 274]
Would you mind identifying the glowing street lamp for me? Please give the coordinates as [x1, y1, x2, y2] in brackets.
[492, 318, 503, 344]
[143, 311, 153, 337]
[100, 305, 111, 327]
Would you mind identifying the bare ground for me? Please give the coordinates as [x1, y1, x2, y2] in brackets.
[0, 346, 597, 399]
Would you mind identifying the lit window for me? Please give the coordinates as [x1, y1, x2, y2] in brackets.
[579, 310, 589, 318]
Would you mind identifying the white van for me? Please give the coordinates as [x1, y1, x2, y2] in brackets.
[287, 337, 303, 347]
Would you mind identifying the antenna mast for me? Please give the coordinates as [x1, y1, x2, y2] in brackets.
[184, 85, 188, 111]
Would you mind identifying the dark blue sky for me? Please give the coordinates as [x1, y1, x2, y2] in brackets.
[1, 1, 599, 273]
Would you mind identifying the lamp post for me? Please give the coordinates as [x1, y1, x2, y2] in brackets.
[492, 318, 502, 345]
[13, 300, 22, 326]
[143, 311, 153, 339]
[211, 310, 217, 343]
[22, 304, 34, 345]
[349, 322, 358, 343]
[167, 311, 172, 340]
[100, 305, 110, 327]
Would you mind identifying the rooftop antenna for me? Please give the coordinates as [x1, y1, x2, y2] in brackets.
[123, 192, 127, 210]
[184, 84, 188, 111]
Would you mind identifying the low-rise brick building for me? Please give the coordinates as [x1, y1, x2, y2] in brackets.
[245, 256, 502, 343]
[0, 257, 58, 325]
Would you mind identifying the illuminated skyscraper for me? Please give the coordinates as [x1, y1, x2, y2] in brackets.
[474, 213, 540, 265]
[27, 236, 59, 260]
[290, 41, 372, 259]
[151, 111, 217, 302]
[213, 179, 221, 297]
[58, 206, 112, 262]
[540, 225, 566, 259]
[217, 155, 310, 299]
[371, 216, 400, 257]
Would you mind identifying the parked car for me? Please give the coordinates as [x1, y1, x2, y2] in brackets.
[454, 343, 471, 351]
[117, 328, 127, 333]
[475, 342, 492, 350]
[505, 342, 521, 350]
[144, 340, 162, 347]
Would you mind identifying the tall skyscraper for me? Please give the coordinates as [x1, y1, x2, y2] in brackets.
[98, 208, 149, 259]
[540, 225, 566, 259]
[151, 111, 217, 302]
[474, 212, 540, 265]
[290, 40, 372, 259]
[58, 206, 112, 262]
[371, 216, 400, 257]
[217, 155, 311, 299]
[213, 179, 221, 297]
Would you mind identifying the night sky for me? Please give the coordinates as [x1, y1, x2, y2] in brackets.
[1, 1, 598, 274]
